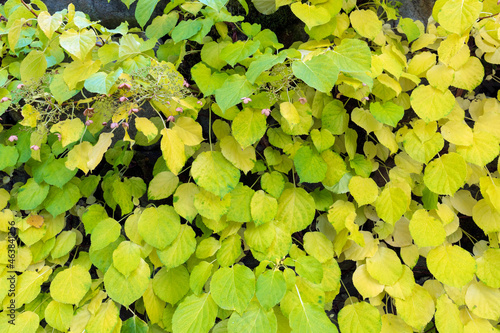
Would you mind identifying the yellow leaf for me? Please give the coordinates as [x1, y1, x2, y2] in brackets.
[26, 215, 44, 228]
[456, 131, 499, 167]
[20, 104, 41, 128]
[438, 34, 467, 65]
[441, 120, 473, 146]
[407, 51, 436, 77]
[384, 265, 415, 300]
[66, 141, 93, 174]
[37, 11, 62, 39]
[63, 59, 101, 90]
[472, 199, 500, 233]
[348, 176, 378, 206]
[172, 117, 204, 146]
[395, 285, 435, 331]
[426, 64, 454, 91]
[160, 128, 186, 175]
[280, 102, 300, 127]
[135, 117, 158, 142]
[350, 9, 382, 40]
[437, 0, 482, 35]
[353, 264, 385, 298]
[220, 136, 256, 174]
[465, 280, 500, 321]
[381, 314, 413, 333]
[452, 57, 484, 91]
[50, 118, 85, 147]
[88, 133, 114, 172]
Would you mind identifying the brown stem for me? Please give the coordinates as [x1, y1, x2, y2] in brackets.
[20, 0, 38, 18]
[478, 13, 499, 21]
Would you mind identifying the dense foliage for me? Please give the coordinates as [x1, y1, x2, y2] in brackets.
[1, 0, 500, 331]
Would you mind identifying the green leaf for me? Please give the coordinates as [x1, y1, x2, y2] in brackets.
[51, 230, 77, 259]
[20, 50, 47, 84]
[82, 204, 108, 235]
[199, 0, 229, 11]
[138, 205, 180, 250]
[85, 300, 120, 333]
[84, 69, 122, 94]
[190, 261, 214, 295]
[338, 301, 382, 333]
[112, 241, 142, 277]
[289, 303, 338, 333]
[410, 85, 455, 122]
[121, 316, 149, 333]
[148, 171, 179, 200]
[296, 256, 323, 284]
[348, 176, 378, 206]
[409, 209, 446, 248]
[476, 248, 500, 288]
[294, 146, 327, 183]
[50, 265, 91, 304]
[171, 20, 202, 43]
[173, 183, 200, 222]
[310, 128, 335, 153]
[214, 74, 255, 112]
[247, 52, 287, 83]
[228, 300, 277, 333]
[261, 171, 285, 198]
[145, 12, 178, 39]
[275, 188, 315, 233]
[290, 2, 331, 29]
[435, 295, 463, 333]
[49, 74, 79, 104]
[303, 232, 333, 263]
[111, 178, 133, 215]
[437, 0, 482, 34]
[220, 136, 256, 174]
[44, 300, 73, 332]
[210, 265, 255, 313]
[191, 63, 228, 96]
[331, 39, 372, 73]
[0, 144, 19, 171]
[251, 190, 278, 226]
[399, 18, 421, 42]
[220, 40, 261, 67]
[292, 53, 339, 93]
[194, 189, 231, 221]
[157, 224, 197, 268]
[42, 158, 77, 188]
[255, 270, 286, 309]
[244, 220, 276, 253]
[44, 183, 81, 217]
[217, 234, 243, 267]
[395, 285, 435, 331]
[423, 153, 467, 195]
[232, 108, 267, 148]
[427, 244, 476, 288]
[135, 0, 160, 28]
[153, 265, 190, 304]
[90, 218, 121, 251]
[366, 247, 403, 285]
[375, 187, 408, 225]
[322, 100, 349, 135]
[59, 28, 96, 61]
[369, 101, 404, 127]
[17, 179, 50, 211]
[104, 259, 150, 306]
[191, 151, 240, 198]
[227, 183, 254, 222]
[172, 293, 218, 333]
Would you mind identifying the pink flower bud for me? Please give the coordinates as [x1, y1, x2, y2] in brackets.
[119, 96, 128, 102]
[17, 84, 25, 89]
[0, 97, 10, 103]
[364, 96, 370, 101]
[30, 145, 40, 150]
[261, 108, 271, 116]
[102, 122, 107, 126]
[166, 101, 170, 105]
[122, 122, 129, 129]
[83, 108, 94, 117]
[8, 135, 18, 142]
[167, 116, 175, 122]
[241, 97, 252, 104]
[362, 83, 367, 86]
[110, 122, 119, 129]
[85, 120, 93, 126]
[131, 108, 139, 113]
[197, 101, 203, 105]
[299, 97, 307, 104]
[183, 80, 190, 88]
[118, 83, 131, 90]
[176, 107, 183, 113]
[56, 133, 62, 141]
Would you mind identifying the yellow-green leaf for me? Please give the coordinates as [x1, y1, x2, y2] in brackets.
[348, 176, 378, 206]
[160, 128, 186, 175]
[338, 301, 382, 333]
[410, 85, 455, 122]
[476, 248, 500, 288]
[409, 209, 446, 248]
[50, 118, 85, 148]
[148, 171, 179, 200]
[366, 247, 404, 285]
[437, 0, 482, 35]
[59, 28, 97, 60]
[220, 136, 256, 174]
[20, 50, 47, 84]
[423, 153, 467, 195]
[50, 265, 91, 304]
[172, 116, 204, 146]
[350, 9, 382, 40]
[191, 151, 240, 198]
[290, 2, 330, 29]
[375, 187, 408, 225]
[38, 11, 63, 38]
[395, 285, 435, 331]
[427, 244, 476, 288]
[135, 117, 158, 142]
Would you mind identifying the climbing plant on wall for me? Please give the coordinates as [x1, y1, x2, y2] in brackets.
[0, 0, 500, 331]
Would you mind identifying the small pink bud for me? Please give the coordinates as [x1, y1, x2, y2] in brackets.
[362, 83, 367, 86]
[56, 133, 62, 141]
[167, 116, 175, 122]
[364, 96, 370, 101]
[241, 97, 252, 104]
[30, 145, 40, 150]
[85, 120, 93, 126]
[261, 108, 271, 116]
[118, 83, 131, 90]
[8, 135, 18, 142]
[119, 96, 128, 102]
[176, 107, 183, 113]
[0, 97, 10, 103]
[83, 108, 94, 117]
[17, 83, 25, 89]
[131, 108, 139, 113]
[166, 101, 170, 105]
[110, 122, 119, 129]
[299, 97, 307, 104]
[183, 80, 190, 88]
[102, 122, 107, 126]
[122, 122, 129, 129]
[197, 101, 203, 105]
